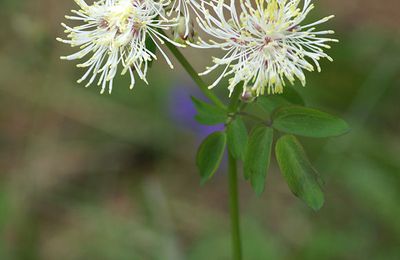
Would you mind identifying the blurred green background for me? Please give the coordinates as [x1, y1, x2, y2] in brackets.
[0, 0, 400, 259]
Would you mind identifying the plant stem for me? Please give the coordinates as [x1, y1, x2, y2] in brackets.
[228, 152, 242, 260]
[159, 30, 226, 110]
[161, 29, 242, 259]
[227, 83, 242, 112]
[227, 86, 243, 260]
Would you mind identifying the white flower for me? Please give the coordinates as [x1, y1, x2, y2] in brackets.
[192, 0, 338, 96]
[57, 0, 183, 94]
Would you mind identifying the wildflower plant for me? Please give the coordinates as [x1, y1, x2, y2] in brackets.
[59, 0, 349, 258]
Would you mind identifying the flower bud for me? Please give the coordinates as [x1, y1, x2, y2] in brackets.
[240, 87, 256, 103]
[172, 16, 195, 44]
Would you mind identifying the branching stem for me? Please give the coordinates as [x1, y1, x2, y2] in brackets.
[163, 29, 242, 259]
[227, 86, 243, 260]
[160, 30, 226, 110]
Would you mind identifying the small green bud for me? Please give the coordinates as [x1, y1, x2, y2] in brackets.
[172, 16, 195, 44]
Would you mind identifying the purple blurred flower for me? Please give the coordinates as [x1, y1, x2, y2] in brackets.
[168, 82, 224, 139]
[168, 81, 228, 173]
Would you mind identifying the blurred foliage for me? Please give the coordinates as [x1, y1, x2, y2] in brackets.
[0, 0, 399, 259]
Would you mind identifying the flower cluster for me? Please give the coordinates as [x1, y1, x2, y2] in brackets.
[192, 0, 337, 96]
[59, 0, 336, 96]
[58, 0, 184, 93]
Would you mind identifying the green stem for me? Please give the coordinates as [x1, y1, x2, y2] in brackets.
[227, 83, 242, 112]
[159, 30, 226, 110]
[228, 152, 242, 260]
[161, 29, 242, 259]
[227, 86, 243, 260]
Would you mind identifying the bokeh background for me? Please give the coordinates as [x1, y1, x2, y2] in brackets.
[1, 0, 400, 259]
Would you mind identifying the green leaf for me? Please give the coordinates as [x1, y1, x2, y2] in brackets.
[275, 135, 324, 211]
[226, 117, 248, 160]
[272, 106, 350, 138]
[257, 86, 305, 114]
[243, 126, 273, 195]
[191, 96, 227, 125]
[281, 86, 305, 106]
[196, 131, 227, 184]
